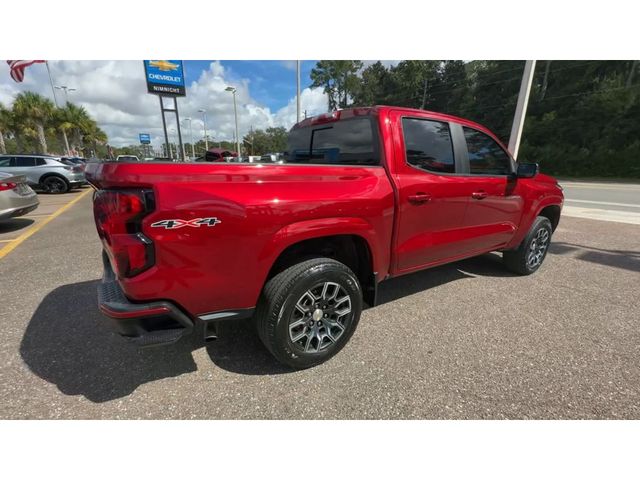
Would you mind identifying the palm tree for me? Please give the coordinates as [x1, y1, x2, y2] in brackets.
[0, 103, 12, 154]
[57, 102, 92, 154]
[12, 92, 55, 154]
[82, 121, 108, 157]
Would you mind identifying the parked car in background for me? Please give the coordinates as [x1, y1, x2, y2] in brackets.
[60, 157, 87, 172]
[115, 155, 140, 163]
[260, 153, 284, 163]
[0, 154, 86, 194]
[0, 172, 39, 221]
[194, 148, 238, 162]
[61, 156, 86, 165]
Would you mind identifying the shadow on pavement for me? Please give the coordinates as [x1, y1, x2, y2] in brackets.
[20, 280, 198, 403]
[204, 321, 295, 375]
[549, 242, 640, 273]
[0, 218, 35, 235]
[376, 253, 514, 306]
[20, 254, 518, 390]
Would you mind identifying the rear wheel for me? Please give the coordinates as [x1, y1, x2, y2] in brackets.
[41, 176, 69, 194]
[255, 257, 363, 369]
[503, 216, 553, 275]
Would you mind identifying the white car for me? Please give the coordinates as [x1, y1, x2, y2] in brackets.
[0, 172, 39, 221]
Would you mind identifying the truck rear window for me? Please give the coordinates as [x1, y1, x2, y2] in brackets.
[285, 117, 379, 166]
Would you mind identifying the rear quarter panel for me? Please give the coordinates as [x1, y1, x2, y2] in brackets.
[90, 162, 395, 316]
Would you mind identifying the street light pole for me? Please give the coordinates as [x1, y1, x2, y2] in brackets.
[169, 128, 176, 160]
[184, 117, 195, 160]
[198, 109, 208, 152]
[225, 86, 241, 158]
[54, 85, 76, 104]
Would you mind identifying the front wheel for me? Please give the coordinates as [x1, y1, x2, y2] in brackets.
[503, 216, 553, 275]
[255, 257, 363, 369]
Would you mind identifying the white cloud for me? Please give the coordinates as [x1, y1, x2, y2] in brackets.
[0, 60, 329, 149]
[274, 87, 329, 126]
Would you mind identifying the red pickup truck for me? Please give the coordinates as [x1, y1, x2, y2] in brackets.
[86, 106, 563, 369]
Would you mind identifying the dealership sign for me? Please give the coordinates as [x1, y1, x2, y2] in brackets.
[143, 60, 186, 96]
[139, 133, 151, 144]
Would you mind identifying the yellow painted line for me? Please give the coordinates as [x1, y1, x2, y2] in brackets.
[23, 214, 54, 218]
[0, 190, 92, 260]
[0, 239, 15, 243]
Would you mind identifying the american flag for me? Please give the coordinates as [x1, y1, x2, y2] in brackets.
[6, 60, 45, 83]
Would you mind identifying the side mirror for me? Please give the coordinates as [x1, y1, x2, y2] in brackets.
[517, 162, 539, 178]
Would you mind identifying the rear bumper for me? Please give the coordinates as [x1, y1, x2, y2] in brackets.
[97, 252, 194, 347]
[0, 201, 39, 221]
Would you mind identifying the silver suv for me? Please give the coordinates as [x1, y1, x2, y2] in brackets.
[0, 154, 86, 193]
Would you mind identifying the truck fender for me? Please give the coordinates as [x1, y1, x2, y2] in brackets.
[506, 194, 564, 250]
[260, 216, 380, 270]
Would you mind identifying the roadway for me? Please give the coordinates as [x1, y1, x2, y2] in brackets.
[560, 181, 640, 224]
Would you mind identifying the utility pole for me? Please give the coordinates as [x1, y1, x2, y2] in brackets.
[420, 78, 428, 110]
[508, 60, 537, 160]
[626, 60, 638, 88]
[540, 61, 551, 101]
[296, 60, 301, 123]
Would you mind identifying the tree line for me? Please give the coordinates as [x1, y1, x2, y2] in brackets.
[311, 60, 640, 178]
[0, 91, 108, 157]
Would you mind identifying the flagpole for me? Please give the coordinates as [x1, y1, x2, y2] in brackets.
[45, 61, 70, 156]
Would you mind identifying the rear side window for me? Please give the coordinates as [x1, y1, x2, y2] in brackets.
[463, 127, 512, 175]
[285, 117, 379, 166]
[35, 158, 47, 166]
[15, 157, 36, 167]
[0, 156, 11, 167]
[402, 118, 455, 174]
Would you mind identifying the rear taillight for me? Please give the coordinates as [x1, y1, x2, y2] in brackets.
[0, 182, 17, 191]
[93, 189, 155, 278]
[72, 165, 84, 173]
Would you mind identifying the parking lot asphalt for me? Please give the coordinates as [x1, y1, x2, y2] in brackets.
[0, 192, 639, 419]
[0, 188, 92, 257]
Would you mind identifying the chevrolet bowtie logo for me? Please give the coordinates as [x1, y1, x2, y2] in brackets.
[148, 60, 180, 72]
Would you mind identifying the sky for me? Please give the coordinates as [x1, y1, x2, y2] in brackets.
[0, 60, 330, 148]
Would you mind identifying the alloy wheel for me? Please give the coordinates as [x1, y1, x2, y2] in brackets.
[288, 281, 353, 353]
[527, 227, 550, 269]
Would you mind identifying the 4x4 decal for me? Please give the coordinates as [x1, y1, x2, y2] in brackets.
[150, 217, 222, 229]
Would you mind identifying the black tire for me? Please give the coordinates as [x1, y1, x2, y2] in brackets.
[255, 257, 363, 369]
[41, 175, 70, 194]
[503, 216, 553, 275]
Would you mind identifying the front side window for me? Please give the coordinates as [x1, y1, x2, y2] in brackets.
[463, 127, 512, 175]
[402, 118, 455, 174]
[285, 117, 379, 166]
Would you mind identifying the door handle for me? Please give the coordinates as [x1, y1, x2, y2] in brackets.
[471, 191, 488, 200]
[408, 193, 432, 204]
